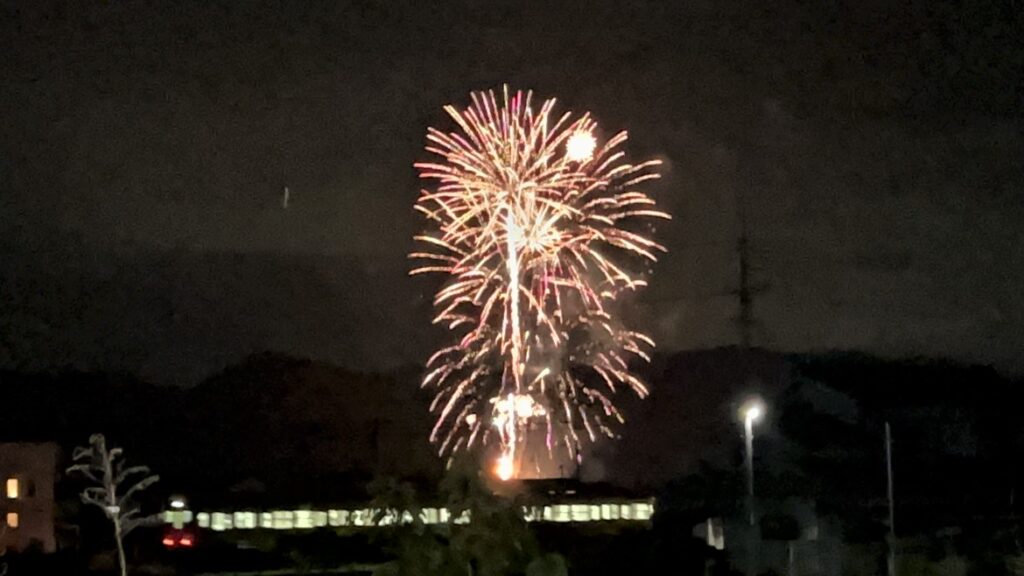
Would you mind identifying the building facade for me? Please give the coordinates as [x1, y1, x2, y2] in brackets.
[0, 443, 59, 553]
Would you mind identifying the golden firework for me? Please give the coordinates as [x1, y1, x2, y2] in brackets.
[411, 87, 669, 477]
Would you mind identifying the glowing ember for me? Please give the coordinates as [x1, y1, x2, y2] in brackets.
[411, 86, 670, 470]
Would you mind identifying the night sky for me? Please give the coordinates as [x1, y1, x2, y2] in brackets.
[2, 1, 1021, 385]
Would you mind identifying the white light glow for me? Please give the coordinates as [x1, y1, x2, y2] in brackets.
[743, 402, 765, 423]
[566, 131, 597, 162]
[514, 395, 536, 417]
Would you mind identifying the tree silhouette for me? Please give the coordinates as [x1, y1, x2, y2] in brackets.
[67, 434, 159, 576]
[373, 459, 566, 576]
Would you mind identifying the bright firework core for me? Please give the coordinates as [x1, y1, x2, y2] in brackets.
[566, 131, 597, 162]
[411, 87, 670, 478]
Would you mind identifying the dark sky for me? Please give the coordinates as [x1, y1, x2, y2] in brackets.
[1, 1, 1022, 385]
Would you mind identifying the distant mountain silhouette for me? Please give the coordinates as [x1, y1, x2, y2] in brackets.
[0, 352, 439, 502]
[2, 346, 1019, 526]
[0, 242, 439, 385]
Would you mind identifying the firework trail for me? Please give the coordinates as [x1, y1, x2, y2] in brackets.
[411, 87, 669, 478]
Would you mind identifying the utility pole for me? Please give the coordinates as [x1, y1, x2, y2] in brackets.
[737, 222, 755, 349]
[734, 185, 768, 350]
[886, 421, 897, 576]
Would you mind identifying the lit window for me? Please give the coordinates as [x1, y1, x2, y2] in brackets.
[377, 510, 396, 526]
[260, 512, 273, 528]
[420, 508, 439, 524]
[5, 512, 17, 528]
[295, 510, 313, 529]
[553, 504, 570, 522]
[350, 509, 366, 526]
[272, 510, 293, 530]
[328, 509, 348, 527]
[313, 511, 328, 527]
[634, 502, 653, 520]
[571, 504, 589, 522]
[234, 512, 256, 529]
[521, 506, 537, 522]
[197, 513, 210, 528]
[211, 512, 232, 531]
[589, 505, 601, 521]
[166, 510, 190, 529]
[6, 478, 18, 499]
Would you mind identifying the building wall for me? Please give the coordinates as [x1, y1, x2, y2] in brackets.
[0, 443, 58, 553]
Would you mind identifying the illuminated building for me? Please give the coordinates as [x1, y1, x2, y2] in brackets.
[165, 480, 654, 533]
[0, 443, 59, 553]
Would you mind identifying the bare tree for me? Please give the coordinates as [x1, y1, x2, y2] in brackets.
[67, 434, 159, 576]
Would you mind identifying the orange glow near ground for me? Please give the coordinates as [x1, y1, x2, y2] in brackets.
[495, 454, 514, 481]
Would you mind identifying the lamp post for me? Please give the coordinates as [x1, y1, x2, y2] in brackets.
[742, 401, 764, 526]
[741, 400, 765, 576]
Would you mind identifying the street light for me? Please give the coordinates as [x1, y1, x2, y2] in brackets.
[741, 400, 765, 527]
[740, 399, 765, 576]
[744, 404, 762, 423]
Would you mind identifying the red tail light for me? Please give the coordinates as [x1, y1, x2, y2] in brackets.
[162, 537, 176, 548]
[180, 537, 193, 547]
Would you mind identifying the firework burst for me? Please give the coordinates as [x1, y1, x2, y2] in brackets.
[411, 87, 669, 477]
